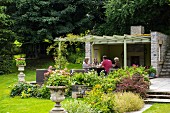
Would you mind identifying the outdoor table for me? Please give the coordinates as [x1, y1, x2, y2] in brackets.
[89, 67, 105, 76]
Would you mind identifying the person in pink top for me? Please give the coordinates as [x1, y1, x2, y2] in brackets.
[101, 55, 112, 75]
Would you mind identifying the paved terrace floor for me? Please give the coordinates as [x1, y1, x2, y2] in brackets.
[149, 78, 170, 92]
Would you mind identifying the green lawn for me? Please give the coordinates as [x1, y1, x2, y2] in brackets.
[0, 58, 82, 113]
[143, 103, 170, 113]
[1, 58, 170, 113]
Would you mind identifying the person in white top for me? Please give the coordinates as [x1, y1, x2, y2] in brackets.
[82, 57, 91, 72]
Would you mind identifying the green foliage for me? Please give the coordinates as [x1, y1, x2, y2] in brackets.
[10, 82, 51, 99]
[100, 76, 117, 93]
[47, 41, 68, 69]
[148, 66, 156, 74]
[95, 0, 170, 35]
[66, 63, 82, 70]
[37, 84, 50, 99]
[71, 71, 100, 87]
[11, 0, 103, 44]
[15, 58, 26, 66]
[0, 5, 16, 52]
[114, 92, 144, 113]
[10, 82, 39, 98]
[108, 66, 149, 82]
[0, 58, 15, 74]
[67, 52, 84, 64]
[62, 99, 97, 113]
[47, 74, 71, 87]
[85, 85, 115, 113]
[0, 2, 18, 74]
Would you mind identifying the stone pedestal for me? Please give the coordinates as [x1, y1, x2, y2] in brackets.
[18, 65, 25, 82]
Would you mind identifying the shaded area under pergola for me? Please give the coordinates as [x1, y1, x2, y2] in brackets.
[54, 34, 151, 69]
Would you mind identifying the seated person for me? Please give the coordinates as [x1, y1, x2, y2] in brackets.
[82, 57, 91, 72]
[92, 58, 99, 67]
[113, 57, 120, 69]
[101, 55, 112, 75]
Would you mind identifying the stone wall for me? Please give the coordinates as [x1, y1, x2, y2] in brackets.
[85, 42, 92, 63]
[151, 32, 169, 75]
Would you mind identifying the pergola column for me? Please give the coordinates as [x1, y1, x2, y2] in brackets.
[124, 38, 127, 69]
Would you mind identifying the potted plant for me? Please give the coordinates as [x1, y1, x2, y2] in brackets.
[148, 66, 156, 77]
[16, 58, 26, 82]
[16, 58, 26, 66]
[71, 72, 99, 98]
[46, 72, 70, 113]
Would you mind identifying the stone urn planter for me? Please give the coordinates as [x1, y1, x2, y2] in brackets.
[18, 65, 25, 82]
[47, 86, 67, 113]
[16, 58, 26, 82]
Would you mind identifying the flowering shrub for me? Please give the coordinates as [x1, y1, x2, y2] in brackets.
[44, 67, 69, 84]
[115, 73, 150, 98]
[44, 66, 70, 81]
[15, 58, 26, 66]
[44, 66, 54, 81]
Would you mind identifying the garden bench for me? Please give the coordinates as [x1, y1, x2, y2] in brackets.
[70, 69, 85, 75]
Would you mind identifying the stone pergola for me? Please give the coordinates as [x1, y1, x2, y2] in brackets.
[54, 34, 151, 69]
[54, 32, 169, 76]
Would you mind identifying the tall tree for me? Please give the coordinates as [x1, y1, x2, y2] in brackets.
[0, 5, 16, 56]
[12, 0, 104, 42]
[95, 0, 170, 35]
[11, 0, 104, 57]
[0, 1, 17, 73]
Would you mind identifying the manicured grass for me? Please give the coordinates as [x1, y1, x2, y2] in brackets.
[143, 103, 170, 113]
[0, 72, 53, 113]
[0, 97, 53, 113]
[0, 58, 82, 113]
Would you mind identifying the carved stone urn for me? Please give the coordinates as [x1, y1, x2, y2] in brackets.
[47, 86, 67, 113]
[18, 65, 25, 82]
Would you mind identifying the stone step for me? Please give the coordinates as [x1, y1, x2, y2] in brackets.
[165, 56, 170, 58]
[147, 95, 170, 99]
[160, 71, 170, 73]
[164, 62, 170, 65]
[144, 98, 170, 103]
[147, 90, 170, 95]
[164, 60, 170, 62]
[163, 64, 170, 66]
[162, 67, 170, 70]
[159, 75, 170, 78]
[162, 69, 170, 71]
[167, 53, 170, 56]
[160, 72, 170, 75]
[162, 67, 170, 69]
